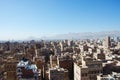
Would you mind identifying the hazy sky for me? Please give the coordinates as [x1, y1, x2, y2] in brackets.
[0, 0, 120, 40]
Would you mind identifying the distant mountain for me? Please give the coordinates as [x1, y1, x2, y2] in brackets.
[26, 31, 120, 40]
[2, 31, 120, 42]
[46, 31, 120, 40]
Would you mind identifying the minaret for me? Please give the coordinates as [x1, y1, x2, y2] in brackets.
[103, 36, 111, 49]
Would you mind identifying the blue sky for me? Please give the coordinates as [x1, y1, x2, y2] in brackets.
[0, 0, 120, 40]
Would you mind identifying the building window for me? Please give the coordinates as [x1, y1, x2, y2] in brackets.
[34, 76, 38, 80]
[17, 68, 21, 72]
[82, 73, 87, 77]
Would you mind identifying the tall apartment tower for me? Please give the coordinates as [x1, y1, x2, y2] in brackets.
[103, 36, 111, 49]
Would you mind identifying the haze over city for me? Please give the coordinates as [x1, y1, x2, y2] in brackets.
[0, 0, 120, 40]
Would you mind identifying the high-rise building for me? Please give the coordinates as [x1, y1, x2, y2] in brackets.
[103, 36, 111, 49]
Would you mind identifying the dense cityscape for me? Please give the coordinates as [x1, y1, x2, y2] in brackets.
[0, 36, 120, 80]
[0, 0, 120, 80]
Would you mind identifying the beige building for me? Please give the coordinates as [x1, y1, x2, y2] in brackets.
[50, 55, 58, 68]
[117, 42, 120, 49]
[74, 56, 103, 80]
[103, 36, 111, 49]
[74, 62, 89, 80]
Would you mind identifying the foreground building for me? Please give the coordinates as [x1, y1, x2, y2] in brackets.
[16, 58, 41, 80]
[74, 55, 103, 80]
